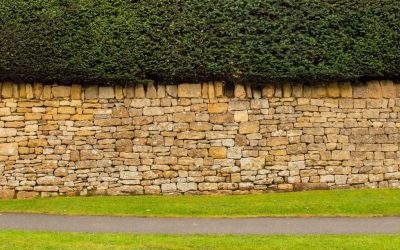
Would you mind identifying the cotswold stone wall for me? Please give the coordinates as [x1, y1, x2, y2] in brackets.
[1, 80, 400, 199]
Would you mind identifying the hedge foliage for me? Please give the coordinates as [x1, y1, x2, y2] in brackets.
[0, 0, 399, 84]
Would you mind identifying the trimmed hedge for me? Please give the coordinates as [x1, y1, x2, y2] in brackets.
[0, 0, 399, 84]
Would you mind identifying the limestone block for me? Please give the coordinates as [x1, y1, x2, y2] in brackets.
[208, 82, 215, 98]
[282, 82, 291, 97]
[201, 83, 208, 98]
[311, 84, 327, 98]
[332, 150, 351, 160]
[291, 83, 302, 97]
[166, 85, 178, 97]
[34, 186, 59, 192]
[266, 137, 288, 147]
[229, 100, 250, 111]
[33, 83, 43, 99]
[294, 183, 328, 191]
[177, 131, 205, 140]
[42, 85, 52, 99]
[143, 107, 164, 116]
[0, 190, 15, 199]
[119, 171, 141, 180]
[367, 80, 382, 99]
[146, 82, 157, 99]
[234, 110, 248, 122]
[71, 84, 81, 99]
[28, 139, 48, 147]
[275, 85, 283, 97]
[214, 81, 224, 97]
[52, 86, 71, 98]
[161, 183, 177, 192]
[190, 122, 213, 131]
[80, 149, 104, 160]
[99, 86, 114, 99]
[0, 143, 18, 156]
[16, 191, 38, 199]
[178, 83, 201, 98]
[37, 176, 62, 185]
[135, 83, 145, 98]
[209, 147, 227, 159]
[262, 83, 274, 97]
[18, 83, 26, 98]
[12, 83, 19, 98]
[245, 84, 252, 98]
[327, 82, 340, 98]
[177, 183, 197, 192]
[209, 113, 234, 124]
[240, 157, 265, 170]
[144, 186, 161, 194]
[234, 83, 246, 98]
[239, 121, 259, 134]
[208, 103, 228, 113]
[157, 84, 166, 98]
[124, 85, 135, 98]
[339, 81, 352, 98]
[25, 83, 33, 99]
[172, 112, 195, 122]
[198, 183, 218, 191]
[381, 80, 396, 98]
[85, 85, 98, 99]
[0, 128, 17, 137]
[1, 82, 13, 98]
[115, 85, 124, 99]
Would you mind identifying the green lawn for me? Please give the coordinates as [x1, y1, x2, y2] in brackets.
[0, 230, 399, 250]
[1, 189, 400, 217]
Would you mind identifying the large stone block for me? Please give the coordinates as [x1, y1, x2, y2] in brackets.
[209, 147, 227, 159]
[85, 85, 98, 99]
[52, 86, 71, 98]
[214, 81, 224, 97]
[80, 149, 104, 160]
[0, 128, 17, 137]
[0, 143, 18, 156]
[178, 83, 201, 98]
[99, 86, 114, 99]
[327, 82, 340, 98]
[367, 80, 382, 99]
[239, 121, 259, 134]
[240, 157, 265, 170]
[339, 81, 352, 98]
[234, 83, 246, 98]
[0, 190, 15, 199]
[380, 80, 396, 98]
[208, 103, 228, 113]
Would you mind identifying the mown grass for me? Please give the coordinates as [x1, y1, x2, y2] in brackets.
[1, 189, 400, 217]
[1, 230, 400, 250]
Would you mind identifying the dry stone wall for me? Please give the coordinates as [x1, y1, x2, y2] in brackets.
[1, 80, 400, 199]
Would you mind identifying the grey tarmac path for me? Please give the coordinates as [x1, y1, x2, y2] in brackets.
[1, 213, 400, 235]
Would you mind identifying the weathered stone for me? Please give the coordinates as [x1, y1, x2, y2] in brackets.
[0, 143, 18, 155]
[37, 176, 62, 185]
[143, 107, 164, 116]
[0, 128, 17, 137]
[340, 81, 352, 98]
[311, 84, 327, 98]
[267, 137, 288, 147]
[209, 147, 227, 159]
[294, 183, 329, 191]
[332, 150, 351, 160]
[52, 86, 71, 98]
[0, 190, 15, 199]
[234, 83, 246, 98]
[26, 84, 33, 99]
[33, 83, 43, 99]
[85, 85, 98, 99]
[135, 84, 145, 98]
[120, 171, 142, 180]
[292, 83, 303, 97]
[381, 80, 396, 98]
[70, 84, 81, 99]
[214, 81, 224, 97]
[239, 121, 259, 134]
[262, 83, 274, 97]
[234, 111, 248, 122]
[16, 191, 38, 199]
[240, 157, 265, 170]
[146, 82, 157, 99]
[178, 83, 202, 98]
[161, 183, 177, 192]
[166, 85, 178, 97]
[99, 86, 114, 99]
[282, 82, 291, 97]
[208, 103, 228, 113]
[327, 82, 340, 98]
[367, 80, 382, 99]
[80, 149, 103, 160]
[210, 113, 234, 124]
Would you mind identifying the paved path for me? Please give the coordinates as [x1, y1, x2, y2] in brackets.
[1, 213, 400, 235]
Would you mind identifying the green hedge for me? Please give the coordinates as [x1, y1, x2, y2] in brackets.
[0, 0, 399, 84]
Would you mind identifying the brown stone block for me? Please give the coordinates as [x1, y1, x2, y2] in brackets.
[282, 82, 292, 97]
[208, 103, 228, 113]
[172, 112, 196, 122]
[294, 183, 329, 191]
[327, 81, 340, 98]
[208, 82, 215, 98]
[367, 80, 382, 99]
[52, 86, 71, 98]
[234, 83, 246, 98]
[16, 191, 38, 199]
[339, 81, 352, 98]
[239, 121, 259, 134]
[42, 85, 52, 99]
[210, 113, 234, 124]
[166, 84, 178, 97]
[71, 84, 82, 99]
[145, 82, 157, 99]
[135, 83, 145, 98]
[380, 80, 396, 98]
[0, 189, 15, 199]
[214, 81, 224, 97]
[157, 84, 166, 98]
[209, 147, 227, 159]
[124, 84, 135, 98]
[19, 83, 27, 98]
[85, 85, 98, 99]
[33, 83, 43, 99]
[178, 83, 202, 98]
[262, 83, 274, 98]
[115, 85, 124, 99]
[0, 143, 18, 156]
[311, 84, 327, 98]
[1, 82, 13, 98]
